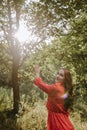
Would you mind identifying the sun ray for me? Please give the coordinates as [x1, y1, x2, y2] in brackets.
[14, 22, 30, 43]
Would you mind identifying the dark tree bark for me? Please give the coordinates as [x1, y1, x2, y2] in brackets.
[12, 60, 20, 113]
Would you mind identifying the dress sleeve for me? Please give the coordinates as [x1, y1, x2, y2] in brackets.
[34, 77, 56, 94]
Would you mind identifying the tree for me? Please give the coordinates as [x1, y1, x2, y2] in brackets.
[0, 0, 23, 113]
[0, 0, 47, 113]
[25, 0, 87, 40]
[63, 12, 87, 102]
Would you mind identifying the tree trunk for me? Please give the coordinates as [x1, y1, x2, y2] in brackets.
[12, 60, 20, 113]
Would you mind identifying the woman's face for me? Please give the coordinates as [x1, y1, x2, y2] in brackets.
[55, 69, 65, 83]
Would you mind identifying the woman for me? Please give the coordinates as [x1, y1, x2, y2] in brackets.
[34, 66, 74, 130]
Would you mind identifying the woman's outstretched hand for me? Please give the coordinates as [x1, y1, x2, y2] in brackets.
[34, 65, 40, 78]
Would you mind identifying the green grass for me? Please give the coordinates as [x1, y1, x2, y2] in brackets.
[0, 87, 87, 130]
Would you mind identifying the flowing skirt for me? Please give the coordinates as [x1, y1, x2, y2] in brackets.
[47, 111, 74, 130]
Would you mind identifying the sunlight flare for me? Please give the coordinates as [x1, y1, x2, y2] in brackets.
[15, 23, 30, 43]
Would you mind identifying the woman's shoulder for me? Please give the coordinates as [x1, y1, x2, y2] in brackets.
[55, 82, 64, 87]
[55, 82, 65, 92]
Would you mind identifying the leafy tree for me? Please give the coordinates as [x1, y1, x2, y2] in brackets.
[0, 0, 24, 113]
[62, 12, 87, 104]
[0, 0, 42, 113]
[0, 0, 48, 113]
[26, 0, 87, 39]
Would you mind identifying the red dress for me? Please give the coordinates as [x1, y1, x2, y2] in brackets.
[34, 77, 74, 130]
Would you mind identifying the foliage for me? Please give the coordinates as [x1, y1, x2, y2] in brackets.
[0, 43, 12, 86]
[26, 0, 87, 39]
[58, 12, 87, 108]
[0, 88, 13, 111]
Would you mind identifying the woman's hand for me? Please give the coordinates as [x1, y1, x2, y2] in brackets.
[34, 65, 40, 78]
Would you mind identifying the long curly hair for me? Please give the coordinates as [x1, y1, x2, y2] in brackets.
[63, 69, 74, 110]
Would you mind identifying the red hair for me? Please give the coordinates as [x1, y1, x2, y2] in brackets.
[62, 69, 73, 110]
[63, 69, 73, 91]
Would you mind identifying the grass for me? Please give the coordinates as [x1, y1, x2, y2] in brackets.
[0, 87, 87, 130]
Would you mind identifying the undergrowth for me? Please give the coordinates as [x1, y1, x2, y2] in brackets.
[0, 87, 87, 130]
